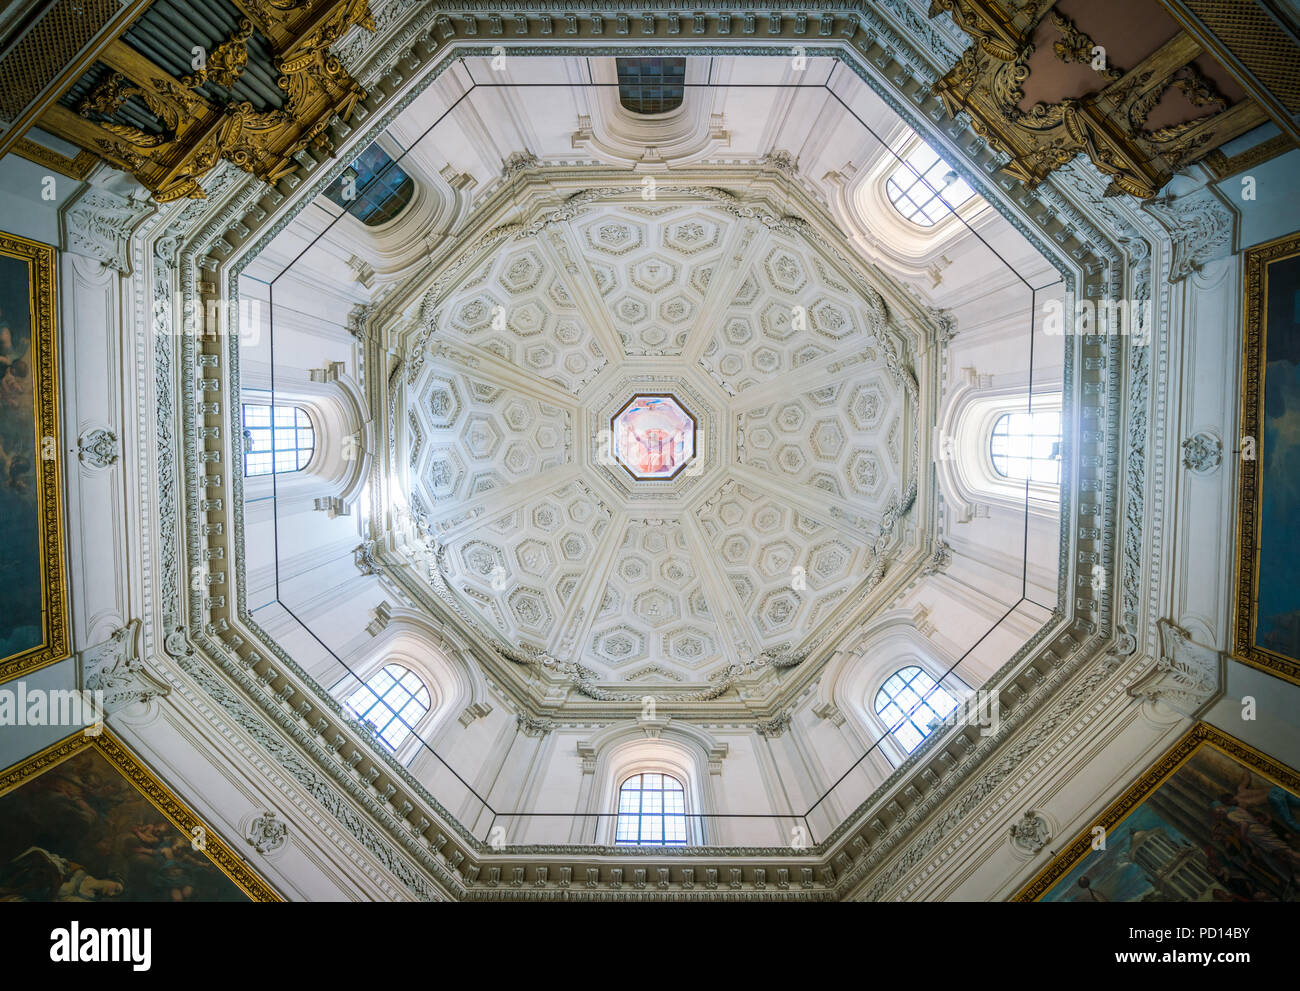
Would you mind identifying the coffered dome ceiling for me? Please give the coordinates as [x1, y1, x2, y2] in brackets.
[397, 191, 921, 688]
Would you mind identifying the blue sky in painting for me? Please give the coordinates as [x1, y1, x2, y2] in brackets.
[1258, 253, 1300, 659]
[1042, 805, 1192, 902]
[0, 251, 42, 658]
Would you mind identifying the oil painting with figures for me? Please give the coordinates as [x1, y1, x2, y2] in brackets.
[0, 734, 275, 902]
[0, 233, 66, 679]
[1021, 725, 1300, 902]
[1238, 233, 1300, 684]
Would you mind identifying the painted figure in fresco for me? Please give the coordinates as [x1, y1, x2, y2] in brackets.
[0, 846, 123, 901]
[0, 749, 252, 902]
[153, 834, 197, 901]
[0, 310, 33, 418]
[1211, 800, 1299, 893]
[1228, 771, 1300, 832]
[1203, 844, 1263, 900]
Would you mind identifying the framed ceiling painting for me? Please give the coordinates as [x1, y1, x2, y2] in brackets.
[1236, 231, 1300, 685]
[0, 231, 68, 680]
[0, 729, 279, 902]
[1015, 722, 1300, 902]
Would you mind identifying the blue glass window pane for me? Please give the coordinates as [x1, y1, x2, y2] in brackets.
[242, 403, 314, 476]
[991, 410, 1062, 484]
[616, 57, 686, 114]
[875, 665, 961, 754]
[886, 141, 978, 228]
[323, 142, 415, 227]
[344, 663, 431, 755]
[615, 772, 691, 846]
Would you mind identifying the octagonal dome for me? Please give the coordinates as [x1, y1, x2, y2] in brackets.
[399, 189, 921, 685]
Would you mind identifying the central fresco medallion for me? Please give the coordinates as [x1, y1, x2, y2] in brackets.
[611, 394, 697, 480]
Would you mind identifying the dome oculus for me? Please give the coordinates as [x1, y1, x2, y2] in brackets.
[611, 394, 697, 480]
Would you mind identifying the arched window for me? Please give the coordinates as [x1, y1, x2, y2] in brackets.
[616, 57, 686, 114]
[990, 409, 1062, 484]
[324, 142, 415, 227]
[885, 141, 976, 227]
[874, 666, 959, 754]
[242, 403, 314, 476]
[343, 663, 431, 751]
[615, 772, 688, 846]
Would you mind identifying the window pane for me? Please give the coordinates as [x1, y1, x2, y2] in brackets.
[616, 57, 686, 114]
[990, 410, 1062, 484]
[344, 664, 430, 754]
[323, 142, 415, 227]
[887, 141, 978, 228]
[615, 773, 689, 846]
[242, 403, 315, 477]
[874, 665, 956, 753]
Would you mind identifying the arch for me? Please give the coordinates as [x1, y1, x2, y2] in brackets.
[839, 131, 993, 276]
[331, 623, 482, 765]
[337, 617, 490, 737]
[817, 618, 971, 766]
[572, 57, 729, 168]
[240, 401, 314, 476]
[579, 722, 720, 845]
[935, 380, 1064, 517]
[873, 665, 960, 756]
[237, 377, 371, 508]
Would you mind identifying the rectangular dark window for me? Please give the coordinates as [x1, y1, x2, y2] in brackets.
[616, 57, 686, 114]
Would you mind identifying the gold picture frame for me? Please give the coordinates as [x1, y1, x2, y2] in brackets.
[1235, 231, 1300, 686]
[1014, 722, 1300, 901]
[0, 729, 281, 902]
[0, 230, 68, 681]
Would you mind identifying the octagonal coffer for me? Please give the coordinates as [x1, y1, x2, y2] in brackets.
[610, 394, 698, 480]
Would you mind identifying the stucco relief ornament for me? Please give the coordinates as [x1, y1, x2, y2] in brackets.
[247, 811, 288, 855]
[1180, 432, 1222, 474]
[1128, 619, 1223, 716]
[1009, 810, 1052, 855]
[78, 620, 171, 714]
[1144, 189, 1235, 282]
[354, 540, 381, 576]
[927, 306, 957, 344]
[77, 428, 120, 469]
[755, 711, 792, 738]
[63, 186, 155, 274]
[922, 540, 953, 576]
[159, 605, 195, 661]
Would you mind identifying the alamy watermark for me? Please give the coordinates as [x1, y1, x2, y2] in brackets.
[0, 683, 105, 735]
[942, 689, 1001, 737]
[1041, 297, 1151, 347]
